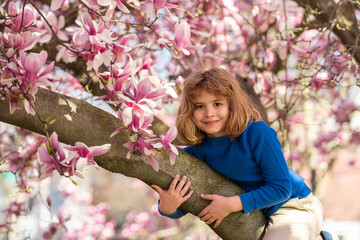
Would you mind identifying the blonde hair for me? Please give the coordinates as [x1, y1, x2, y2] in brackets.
[176, 67, 261, 146]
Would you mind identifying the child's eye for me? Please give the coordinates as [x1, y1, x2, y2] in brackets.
[215, 103, 222, 107]
[196, 105, 204, 109]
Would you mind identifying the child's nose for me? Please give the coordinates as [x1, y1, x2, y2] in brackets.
[205, 107, 215, 117]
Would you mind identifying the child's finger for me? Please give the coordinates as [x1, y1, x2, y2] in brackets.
[197, 206, 209, 218]
[201, 194, 215, 200]
[168, 175, 180, 191]
[205, 217, 216, 225]
[151, 184, 163, 195]
[183, 190, 193, 201]
[200, 213, 212, 222]
[175, 175, 187, 192]
[179, 181, 191, 196]
[213, 219, 222, 228]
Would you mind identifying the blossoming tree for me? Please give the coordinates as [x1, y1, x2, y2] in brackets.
[0, 0, 359, 239]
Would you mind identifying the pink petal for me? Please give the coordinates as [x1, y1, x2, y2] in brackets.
[119, 34, 137, 45]
[169, 152, 176, 165]
[20, 51, 27, 69]
[135, 79, 151, 101]
[89, 144, 111, 156]
[148, 155, 159, 171]
[164, 126, 177, 144]
[74, 142, 90, 157]
[39, 171, 53, 181]
[24, 98, 36, 115]
[8, 2, 18, 16]
[82, 13, 96, 35]
[38, 146, 53, 163]
[51, 0, 64, 11]
[24, 52, 46, 75]
[145, 88, 167, 100]
[142, 115, 154, 128]
[39, 61, 54, 77]
[110, 127, 123, 137]
[115, 0, 130, 13]
[123, 141, 136, 150]
[152, 142, 164, 148]
[174, 20, 190, 49]
[22, 6, 38, 27]
[50, 132, 59, 148]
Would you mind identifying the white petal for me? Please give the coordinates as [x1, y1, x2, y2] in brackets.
[122, 107, 133, 126]
[76, 157, 88, 171]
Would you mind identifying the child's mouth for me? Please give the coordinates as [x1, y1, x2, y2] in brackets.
[204, 120, 218, 125]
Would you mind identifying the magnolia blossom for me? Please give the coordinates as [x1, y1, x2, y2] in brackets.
[152, 126, 184, 165]
[123, 137, 159, 171]
[0, 29, 37, 53]
[65, 142, 111, 172]
[3, 50, 54, 115]
[172, 20, 205, 58]
[42, 213, 70, 239]
[38, 132, 111, 180]
[5, 3, 38, 32]
[36, 12, 68, 43]
[142, 0, 177, 20]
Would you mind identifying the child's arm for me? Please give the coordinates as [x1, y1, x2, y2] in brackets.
[152, 175, 193, 215]
[198, 194, 243, 228]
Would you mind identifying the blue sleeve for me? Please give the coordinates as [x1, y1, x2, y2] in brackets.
[183, 146, 193, 155]
[158, 200, 187, 219]
[240, 121, 292, 214]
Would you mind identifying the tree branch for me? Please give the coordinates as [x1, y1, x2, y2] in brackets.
[0, 88, 266, 240]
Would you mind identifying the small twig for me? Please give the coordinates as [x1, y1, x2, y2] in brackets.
[27, 0, 80, 55]
[19, 0, 28, 33]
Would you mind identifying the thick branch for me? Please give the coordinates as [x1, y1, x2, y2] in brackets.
[0, 88, 266, 240]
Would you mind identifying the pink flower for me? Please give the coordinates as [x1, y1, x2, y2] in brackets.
[4, 50, 54, 112]
[38, 132, 68, 180]
[172, 20, 205, 58]
[142, 0, 177, 19]
[110, 78, 165, 132]
[133, 78, 166, 106]
[152, 126, 184, 164]
[123, 137, 159, 171]
[38, 132, 111, 180]
[65, 142, 111, 172]
[264, 49, 276, 69]
[36, 12, 68, 43]
[42, 213, 70, 239]
[18, 50, 54, 93]
[7, 3, 38, 32]
[0, 29, 37, 53]
[331, 99, 357, 124]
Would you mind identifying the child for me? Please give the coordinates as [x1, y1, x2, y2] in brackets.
[151, 67, 324, 239]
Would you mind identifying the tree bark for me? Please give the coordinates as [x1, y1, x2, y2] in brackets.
[0, 88, 266, 240]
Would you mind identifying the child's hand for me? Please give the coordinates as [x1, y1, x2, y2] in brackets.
[198, 194, 243, 228]
[152, 175, 193, 215]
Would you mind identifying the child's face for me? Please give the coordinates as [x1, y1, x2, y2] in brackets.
[192, 89, 230, 138]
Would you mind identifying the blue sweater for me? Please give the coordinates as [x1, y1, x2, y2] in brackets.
[159, 120, 311, 218]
